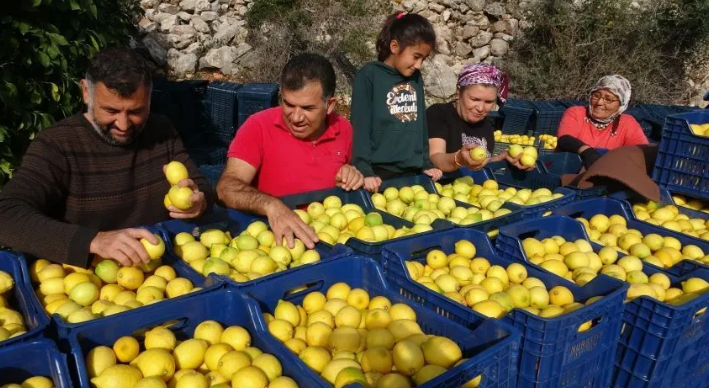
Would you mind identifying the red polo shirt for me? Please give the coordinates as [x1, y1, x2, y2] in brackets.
[227, 107, 353, 197]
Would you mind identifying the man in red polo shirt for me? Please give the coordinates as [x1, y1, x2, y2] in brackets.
[217, 53, 364, 249]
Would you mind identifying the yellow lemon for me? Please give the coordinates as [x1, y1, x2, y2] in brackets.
[113, 336, 140, 363]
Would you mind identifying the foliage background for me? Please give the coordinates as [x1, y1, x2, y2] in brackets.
[0, 0, 143, 189]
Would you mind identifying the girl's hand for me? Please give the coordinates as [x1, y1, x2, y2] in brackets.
[364, 176, 382, 193]
[423, 168, 443, 181]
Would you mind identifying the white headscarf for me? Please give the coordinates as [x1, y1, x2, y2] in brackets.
[588, 75, 632, 128]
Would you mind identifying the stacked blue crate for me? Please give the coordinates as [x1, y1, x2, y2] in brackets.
[236, 83, 279, 128]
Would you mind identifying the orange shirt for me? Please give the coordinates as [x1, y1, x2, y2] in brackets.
[557, 106, 648, 149]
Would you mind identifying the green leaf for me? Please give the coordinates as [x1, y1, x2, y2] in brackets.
[47, 32, 68, 46]
[31, 0, 42, 7]
[50, 83, 60, 101]
[69, 0, 80, 10]
[37, 51, 50, 67]
[4, 82, 17, 98]
[89, 4, 97, 18]
[30, 91, 42, 105]
[17, 22, 30, 35]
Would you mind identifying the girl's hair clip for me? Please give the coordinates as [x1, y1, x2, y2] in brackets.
[396, 12, 406, 19]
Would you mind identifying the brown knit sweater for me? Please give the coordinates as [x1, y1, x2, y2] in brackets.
[0, 113, 215, 267]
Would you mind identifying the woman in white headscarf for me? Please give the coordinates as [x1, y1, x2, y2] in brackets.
[556, 75, 648, 168]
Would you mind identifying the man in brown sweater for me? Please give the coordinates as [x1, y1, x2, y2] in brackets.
[0, 48, 213, 268]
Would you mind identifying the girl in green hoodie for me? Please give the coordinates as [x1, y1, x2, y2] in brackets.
[350, 12, 442, 193]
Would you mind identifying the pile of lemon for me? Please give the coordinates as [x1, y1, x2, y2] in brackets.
[493, 131, 536, 146]
[538, 134, 558, 150]
[371, 185, 513, 227]
[298, 197, 433, 244]
[174, 221, 321, 283]
[0, 270, 27, 342]
[86, 320, 297, 388]
[31, 234, 199, 324]
[1, 376, 55, 388]
[577, 214, 709, 267]
[264, 283, 481, 388]
[670, 194, 709, 213]
[438, 176, 563, 212]
[405, 240, 595, 327]
[631, 202, 709, 240]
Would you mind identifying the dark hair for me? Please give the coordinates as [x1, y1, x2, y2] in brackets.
[280, 53, 336, 101]
[376, 13, 437, 62]
[85, 48, 152, 97]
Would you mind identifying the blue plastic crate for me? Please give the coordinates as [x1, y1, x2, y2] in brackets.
[203, 81, 242, 146]
[157, 208, 352, 287]
[529, 101, 568, 137]
[66, 287, 322, 388]
[197, 163, 225, 189]
[612, 267, 709, 388]
[188, 142, 227, 165]
[652, 110, 709, 200]
[381, 228, 627, 388]
[279, 186, 452, 259]
[501, 98, 534, 135]
[151, 78, 209, 146]
[0, 340, 73, 387]
[0, 251, 50, 349]
[236, 83, 279, 129]
[552, 198, 707, 276]
[240, 254, 521, 388]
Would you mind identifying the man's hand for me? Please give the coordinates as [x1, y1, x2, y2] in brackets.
[265, 199, 319, 249]
[504, 152, 536, 172]
[336, 165, 365, 191]
[423, 168, 443, 181]
[89, 228, 157, 267]
[167, 179, 207, 219]
[364, 176, 382, 193]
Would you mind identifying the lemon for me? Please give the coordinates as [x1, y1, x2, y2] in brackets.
[365, 309, 392, 330]
[284, 338, 307, 354]
[134, 376, 168, 388]
[99, 284, 124, 302]
[327, 283, 352, 300]
[37, 264, 65, 282]
[335, 305, 362, 328]
[421, 336, 462, 368]
[165, 278, 193, 298]
[113, 290, 137, 306]
[232, 366, 269, 388]
[86, 346, 117, 377]
[412, 364, 446, 385]
[130, 348, 176, 381]
[69, 282, 99, 307]
[145, 327, 177, 351]
[322, 359, 362, 385]
[368, 296, 392, 311]
[307, 310, 334, 328]
[472, 300, 504, 318]
[204, 343, 233, 372]
[388, 304, 416, 321]
[154, 266, 177, 282]
[377, 373, 413, 388]
[269, 376, 298, 388]
[268, 319, 294, 342]
[39, 277, 64, 296]
[306, 322, 332, 347]
[193, 320, 223, 346]
[136, 286, 164, 305]
[217, 350, 251, 379]
[53, 301, 82, 319]
[299, 346, 331, 373]
[251, 353, 282, 382]
[683, 277, 709, 293]
[116, 267, 144, 290]
[274, 301, 300, 327]
[346, 288, 370, 310]
[90, 365, 142, 388]
[361, 347, 393, 374]
[206, 370, 228, 386]
[328, 327, 361, 353]
[67, 308, 96, 323]
[94, 260, 119, 284]
[102, 304, 130, 316]
[20, 376, 54, 388]
[392, 340, 425, 377]
[387, 320, 424, 342]
[29, 259, 51, 283]
[221, 326, 251, 351]
[173, 338, 208, 370]
[174, 371, 208, 388]
[113, 336, 140, 363]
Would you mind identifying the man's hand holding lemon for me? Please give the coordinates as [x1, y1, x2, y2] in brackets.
[163, 161, 207, 219]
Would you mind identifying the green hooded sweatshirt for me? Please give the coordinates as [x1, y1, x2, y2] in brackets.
[350, 61, 434, 177]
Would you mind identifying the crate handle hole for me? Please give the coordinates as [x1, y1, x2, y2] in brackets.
[518, 230, 541, 240]
[130, 318, 188, 339]
[410, 245, 445, 260]
[578, 316, 603, 333]
[693, 306, 707, 319]
[283, 281, 324, 301]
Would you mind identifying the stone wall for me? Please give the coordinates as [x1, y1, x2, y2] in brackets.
[135, 0, 708, 107]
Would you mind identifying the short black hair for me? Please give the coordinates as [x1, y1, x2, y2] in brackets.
[280, 53, 336, 101]
[376, 13, 437, 62]
[85, 47, 152, 97]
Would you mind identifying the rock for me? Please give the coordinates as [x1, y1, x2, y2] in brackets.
[201, 11, 218, 21]
[492, 20, 509, 33]
[424, 59, 458, 99]
[455, 41, 472, 57]
[171, 25, 197, 35]
[213, 23, 238, 44]
[434, 25, 452, 44]
[464, 0, 485, 12]
[177, 11, 192, 21]
[171, 53, 198, 74]
[200, 46, 239, 71]
[494, 33, 514, 42]
[151, 12, 168, 24]
[195, 0, 211, 12]
[167, 34, 195, 50]
[428, 2, 446, 12]
[437, 40, 451, 55]
[160, 14, 178, 32]
[469, 30, 493, 48]
[234, 42, 252, 58]
[467, 13, 490, 28]
[236, 5, 248, 16]
[236, 51, 259, 69]
[184, 42, 202, 55]
[140, 0, 158, 8]
[442, 10, 451, 21]
[462, 25, 479, 39]
[191, 15, 211, 33]
[473, 45, 490, 60]
[485, 2, 507, 17]
[145, 9, 156, 20]
[490, 38, 509, 56]
[158, 3, 180, 14]
[142, 35, 168, 66]
[179, 0, 196, 11]
[138, 17, 156, 33]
